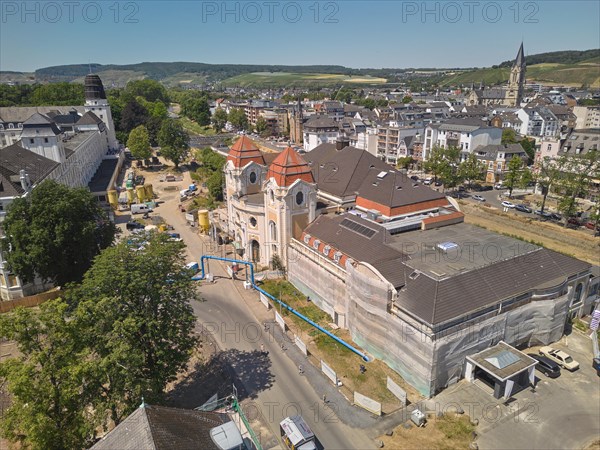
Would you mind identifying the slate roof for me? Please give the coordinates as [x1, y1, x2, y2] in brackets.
[90, 404, 228, 450]
[305, 144, 389, 199]
[438, 117, 490, 132]
[475, 143, 526, 159]
[303, 116, 338, 130]
[21, 112, 61, 135]
[302, 213, 408, 287]
[0, 143, 58, 196]
[396, 247, 590, 326]
[266, 147, 314, 187]
[76, 111, 104, 126]
[0, 106, 86, 123]
[356, 169, 446, 209]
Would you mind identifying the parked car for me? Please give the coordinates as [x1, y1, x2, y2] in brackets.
[584, 221, 598, 230]
[501, 201, 515, 208]
[434, 180, 443, 187]
[593, 357, 600, 376]
[423, 177, 433, 185]
[549, 212, 562, 221]
[472, 194, 486, 202]
[527, 353, 561, 378]
[494, 183, 504, 190]
[534, 209, 551, 218]
[567, 217, 582, 227]
[410, 175, 419, 181]
[126, 221, 145, 231]
[479, 185, 493, 191]
[168, 233, 183, 242]
[515, 204, 532, 213]
[539, 346, 579, 371]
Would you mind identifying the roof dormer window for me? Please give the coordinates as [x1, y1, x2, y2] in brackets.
[313, 239, 320, 250]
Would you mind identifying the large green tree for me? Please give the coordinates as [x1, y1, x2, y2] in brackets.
[1, 180, 115, 286]
[501, 128, 517, 144]
[126, 125, 152, 160]
[534, 155, 563, 213]
[120, 98, 149, 134]
[211, 108, 228, 132]
[228, 108, 249, 131]
[124, 79, 169, 103]
[458, 153, 485, 189]
[0, 300, 96, 450]
[503, 156, 532, 198]
[158, 119, 190, 168]
[555, 151, 600, 224]
[68, 232, 198, 421]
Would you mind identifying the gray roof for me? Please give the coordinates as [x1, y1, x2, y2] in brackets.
[76, 111, 103, 126]
[306, 144, 389, 199]
[395, 239, 590, 326]
[303, 116, 338, 130]
[475, 143, 527, 159]
[0, 106, 86, 124]
[90, 404, 227, 450]
[0, 143, 58, 197]
[468, 341, 536, 381]
[438, 117, 490, 132]
[303, 213, 408, 288]
[356, 169, 446, 209]
[559, 128, 600, 155]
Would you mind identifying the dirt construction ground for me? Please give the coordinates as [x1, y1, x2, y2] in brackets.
[459, 201, 600, 265]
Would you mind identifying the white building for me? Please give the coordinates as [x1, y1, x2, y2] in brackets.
[302, 116, 339, 152]
[516, 107, 560, 138]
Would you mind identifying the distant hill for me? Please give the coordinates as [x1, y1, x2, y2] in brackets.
[0, 49, 597, 88]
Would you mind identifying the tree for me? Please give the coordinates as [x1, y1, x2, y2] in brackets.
[124, 79, 169, 103]
[396, 156, 414, 170]
[228, 108, 248, 131]
[211, 108, 228, 132]
[29, 82, 85, 106]
[535, 155, 563, 213]
[181, 97, 210, 125]
[503, 156, 531, 198]
[255, 116, 268, 134]
[206, 171, 225, 201]
[126, 125, 152, 160]
[423, 146, 450, 183]
[501, 128, 517, 144]
[120, 98, 149, 134]
[401, 95, 413, 104]
[555, 151, 600, 224]
[68, 233, 198, 421]
[519, 137, 536, 164]
[158, 119, 190, 168]
[458, 153, 485, 189]
[1, 180, 115, 286]
[0, 300, 96, 450]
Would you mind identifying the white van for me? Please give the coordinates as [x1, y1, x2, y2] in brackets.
[131, 203, 152, 214]
[423, 177, 433, 185]
[280, 416, 317, 450]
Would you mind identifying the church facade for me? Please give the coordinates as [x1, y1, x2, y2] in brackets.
[467, 43, 526, 107]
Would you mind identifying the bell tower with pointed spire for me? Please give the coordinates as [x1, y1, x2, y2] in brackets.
[506, 43, 526, 107]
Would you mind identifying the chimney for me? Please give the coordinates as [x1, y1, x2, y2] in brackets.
[336, 135, 350, 151]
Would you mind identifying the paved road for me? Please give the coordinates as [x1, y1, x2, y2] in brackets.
[148, 168, 376, 450]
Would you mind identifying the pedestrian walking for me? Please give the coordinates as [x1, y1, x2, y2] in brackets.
[322, 394, 327, 404]
[298, 364, 304, 374]
[260, 344, 265, 354]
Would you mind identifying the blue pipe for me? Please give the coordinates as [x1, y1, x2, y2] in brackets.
[200, 255, 254, 284]
[198, 255, 370, 362]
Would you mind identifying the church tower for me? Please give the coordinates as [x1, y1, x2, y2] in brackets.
[506, 43, 526, 107]
[289, 97, 303, 144]
[84, 74, 118, 150]
[264, 147, 316, 267]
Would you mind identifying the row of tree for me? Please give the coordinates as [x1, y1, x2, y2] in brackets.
[0, 83, 85, 107]
[0, 181, 197, 449]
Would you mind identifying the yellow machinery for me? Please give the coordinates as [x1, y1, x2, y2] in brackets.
[126, 188, 135, 204]
[144, 184, 154, 200]
[107, 190, 118, 209]
[136, 185, 146, 203]
[198, 209, 210, 234]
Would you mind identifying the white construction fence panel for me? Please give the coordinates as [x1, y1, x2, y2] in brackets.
[259, 292, 271, 310]
[386, 377, 407, 406]
[321, 360, 337, 385]
[354, 391, 382, 416]
[295, 335, 308, 356]
[275, 311, 286, 331]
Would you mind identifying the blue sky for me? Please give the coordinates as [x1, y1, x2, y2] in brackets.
[1, 1, 599, 72]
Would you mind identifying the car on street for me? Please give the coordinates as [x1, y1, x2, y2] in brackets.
[539, 346, 579, 371]
[472, 194, 486, 202]
[410, 175, 419, 181]
[494, 183, 504, 190]
[534, 209, 552, 218]
[168, 233, 183, 242]
[549, 212, 562, 221]
[126, 221, 145, 231]
[527, 353, 561, 378]
[501, 201, 515, 208]
[567, 217, 582, 227]
[423, 177, 433, 185]
[434, 180, 443, 186]
[515, 204, 532, 213]
[593, 357, 600, 376]
[584, 221, 598, 230]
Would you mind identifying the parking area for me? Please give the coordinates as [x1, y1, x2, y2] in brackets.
[430, 330, 600, 449]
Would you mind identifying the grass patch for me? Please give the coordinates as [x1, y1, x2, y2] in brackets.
[179, 117, 216, 136]
[380, 413, 476, 450]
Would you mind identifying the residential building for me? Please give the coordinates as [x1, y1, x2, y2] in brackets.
[475, 143, 528, 183]
[517, 107, 560, 138]
[422, 118, 502, 160]
[375, 125, 421, 165]
[302, 116, 340, 152]
[573, 105, 600, 129]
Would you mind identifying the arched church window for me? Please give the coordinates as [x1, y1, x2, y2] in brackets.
[296, 191, 304, 206]
[249, 171, 257, 184]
